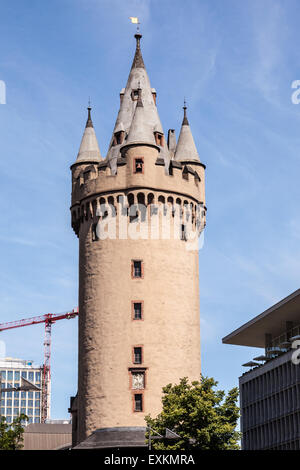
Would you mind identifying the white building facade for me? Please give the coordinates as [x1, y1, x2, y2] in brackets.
[0, 357, 42, 425]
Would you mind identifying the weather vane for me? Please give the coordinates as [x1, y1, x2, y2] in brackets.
[129, 16, 140, 33]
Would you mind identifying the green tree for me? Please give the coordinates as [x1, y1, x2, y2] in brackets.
[145, 376, 240, 450]
[0, 414, 28, 450]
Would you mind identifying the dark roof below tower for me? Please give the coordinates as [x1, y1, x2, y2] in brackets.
[74, 426, 147, 449]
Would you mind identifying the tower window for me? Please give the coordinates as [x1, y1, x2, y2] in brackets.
[132, 302, 143, 320]
[134, 158, 144, 174]
[133, 347, 143, 364]
[131, 260, 143, 278]
[131, 89, 139, 101]
[183, 166, 189, 180]
[154, 132, 164, 146]
[134, 393, 143, 412]
[92, 223, 99, 241]
[113, 131, 124, 146]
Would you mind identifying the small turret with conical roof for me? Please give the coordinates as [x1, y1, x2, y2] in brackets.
[174, 101, 200, 163]
[74, 106, 102, 165]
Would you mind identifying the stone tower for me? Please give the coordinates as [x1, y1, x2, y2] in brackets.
[70, 33, 206, 448]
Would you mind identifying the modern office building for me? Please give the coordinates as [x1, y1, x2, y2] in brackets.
[69, 32, 206, 448]
[223, 288, 300, 450]
[0, 357, 42, 425]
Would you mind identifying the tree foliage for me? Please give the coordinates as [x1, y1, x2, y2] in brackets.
[0, 414, 28, 450]
[145, 376, 240, 450]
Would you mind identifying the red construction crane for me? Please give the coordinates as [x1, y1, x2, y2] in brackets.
[0, 308, 78, 423]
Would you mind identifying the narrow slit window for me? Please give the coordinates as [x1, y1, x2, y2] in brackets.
[134, 393, 143, 412]
[133, 347, 142, 364]
[133, 302, 142, 320]
[132, 260, 143, 278]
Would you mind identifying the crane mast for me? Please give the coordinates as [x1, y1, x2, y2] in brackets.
[0, 309, 78, 422]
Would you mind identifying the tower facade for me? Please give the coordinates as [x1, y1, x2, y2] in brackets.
[70, 34, 206, 447]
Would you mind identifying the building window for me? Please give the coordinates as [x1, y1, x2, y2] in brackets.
[7, 371, 13, 381]
[1, 371, 6, 380]
[21, 372, 27, 379]
[183, 166, 189, 180]
[131, 260, 143, 278]
[134, 158, 144, 174]
[132, 302, 143, 320]
[28, 372, 34, 382]
[133, 347, 143, 364]
[92, 223, 99, 242]
[134, 393, 143, 412]
[154, 132, 164, 146]
[181, 224, 187, 241]
[131, 89, 139, 101]
[113, 131, 125, 146]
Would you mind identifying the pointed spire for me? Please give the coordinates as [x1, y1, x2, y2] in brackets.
[86, 105, 93, 128]
[124, 89, 156, 146]
[75, 106, 102, 164]
[106, 33, 164, 160]
[131, 33, 145, 70]
[182, 99, 189, 125]
[174, 102, 200, 162]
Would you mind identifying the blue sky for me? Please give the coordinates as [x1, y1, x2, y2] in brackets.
[0, 0, 300, 419]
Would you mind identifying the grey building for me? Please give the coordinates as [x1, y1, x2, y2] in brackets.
[0, 357, 42, 425]
[223, 289, 300, 450]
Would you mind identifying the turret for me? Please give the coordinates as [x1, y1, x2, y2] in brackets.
[74, 106, 102, 165]
[174, 102, 200, 163]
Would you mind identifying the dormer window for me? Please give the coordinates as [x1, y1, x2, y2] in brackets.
[131, 89, 139, 101]
[154, 132, 164, 147]
[134, 157, 144, 174]
[113, 131, 124, 146]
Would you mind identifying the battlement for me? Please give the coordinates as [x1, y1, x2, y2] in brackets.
[71, 145, 205, 210]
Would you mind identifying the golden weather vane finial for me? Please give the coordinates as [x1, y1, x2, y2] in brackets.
[129, 16, 140, 33]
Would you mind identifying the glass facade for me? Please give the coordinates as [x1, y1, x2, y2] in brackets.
[0, 360, 42, 426]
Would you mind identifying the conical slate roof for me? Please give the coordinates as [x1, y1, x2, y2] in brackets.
[174, 104, 200, 162]
[75, 107, 102, 164]
[106, 33, 165, 162]
[125, 88, 157, 146]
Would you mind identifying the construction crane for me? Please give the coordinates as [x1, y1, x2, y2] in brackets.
[0, 308, 78, 423]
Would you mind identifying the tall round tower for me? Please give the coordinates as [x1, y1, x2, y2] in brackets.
[70, 34, 206, 448]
